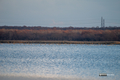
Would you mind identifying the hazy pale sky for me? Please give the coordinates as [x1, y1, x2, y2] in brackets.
[0, 0, 120, 27]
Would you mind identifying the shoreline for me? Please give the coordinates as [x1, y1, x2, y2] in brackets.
[0, 74, 104, 80]
[0, 40, 120, 44]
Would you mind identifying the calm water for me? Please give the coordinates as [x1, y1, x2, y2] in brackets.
[0, 43, 120, 80]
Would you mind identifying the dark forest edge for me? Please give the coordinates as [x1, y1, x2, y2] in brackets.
[0, 26, 120, 41]
[0, 26, 120, 30]
[0, 40, 120, 44]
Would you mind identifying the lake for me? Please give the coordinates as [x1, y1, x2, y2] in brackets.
[0, 43, 120, 80]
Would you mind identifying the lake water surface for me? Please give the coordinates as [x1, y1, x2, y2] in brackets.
[0, 43, 120, 80]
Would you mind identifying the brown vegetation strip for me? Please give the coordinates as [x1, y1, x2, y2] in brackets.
[0, 29, 120, 41]
[0, 40, 120, 44]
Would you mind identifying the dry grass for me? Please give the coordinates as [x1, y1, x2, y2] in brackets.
[0, 40, 120, 44]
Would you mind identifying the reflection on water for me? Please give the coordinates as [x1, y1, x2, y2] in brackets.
[0, 43, 120, 80]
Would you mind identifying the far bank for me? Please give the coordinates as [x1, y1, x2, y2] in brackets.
[0, 40, 120, 44]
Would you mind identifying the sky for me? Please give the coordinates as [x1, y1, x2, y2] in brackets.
[0, 0, 120, 27]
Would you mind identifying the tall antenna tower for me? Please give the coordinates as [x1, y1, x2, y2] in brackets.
[101, 17, 105, 27]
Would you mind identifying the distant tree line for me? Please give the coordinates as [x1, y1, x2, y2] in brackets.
[0, 26, 120, 30]
[0, 26, 120, 41]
